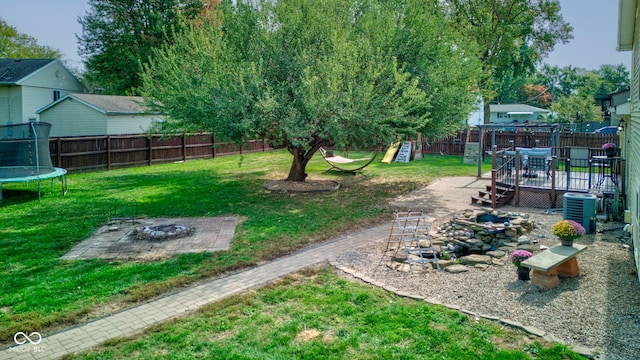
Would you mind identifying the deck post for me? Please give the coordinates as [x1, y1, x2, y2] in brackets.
[491, 169, 497, 209]
[550, 156, 557, 208]
[514, 150, 520, 206]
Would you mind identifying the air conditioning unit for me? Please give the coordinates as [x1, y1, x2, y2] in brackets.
[563, 193, 597, 234]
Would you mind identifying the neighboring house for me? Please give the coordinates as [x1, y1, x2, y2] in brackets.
[488, 104, 549, 124]
[0, 59, 85, 125]
[37, 93, 161, 137]
[618, 0, 640, 283]
[606, 89, 630, 126]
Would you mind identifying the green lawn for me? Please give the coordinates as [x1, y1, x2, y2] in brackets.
[1, 150, 485, 343]
[73, 267, 581, 359]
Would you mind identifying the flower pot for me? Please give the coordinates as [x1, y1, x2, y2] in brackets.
[517, 267, 530, 281]
[560, 238, 574, 247]
[605, 148, 617, 157]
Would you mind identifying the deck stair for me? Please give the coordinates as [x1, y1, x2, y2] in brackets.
[471, 183, 515, 207]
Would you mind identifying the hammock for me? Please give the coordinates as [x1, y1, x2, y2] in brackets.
[319, 147, 379, 172]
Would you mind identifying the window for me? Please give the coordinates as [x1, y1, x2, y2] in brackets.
[53, 90, 61, 102]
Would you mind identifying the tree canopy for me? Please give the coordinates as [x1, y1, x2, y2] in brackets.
[78, 0, 204, 94]
[141, 0, 480, 181]
[442, 0, 573, 123]
[549, 94, 601, 123]
[0, 18, 61, 59]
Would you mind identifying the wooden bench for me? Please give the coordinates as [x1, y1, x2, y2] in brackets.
[521, 244, 587, 289]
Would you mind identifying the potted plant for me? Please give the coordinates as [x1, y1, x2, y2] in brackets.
[602, 142, 617, 157]
[551, 220, 586, 247]
[510, 249, 533, 280]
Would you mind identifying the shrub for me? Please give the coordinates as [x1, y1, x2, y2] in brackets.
[551, 220, 586, 240]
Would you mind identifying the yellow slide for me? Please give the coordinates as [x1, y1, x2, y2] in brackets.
[381, 142, 400, 164]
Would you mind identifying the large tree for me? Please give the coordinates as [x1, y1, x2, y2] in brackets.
[536, 63, 630, 107]
[141, 0, 479, 182]
[0, 18, 61, 59]
[549, 94, 600, 123]
[442, 0, 573, 123]
[78, 0, 204, 95]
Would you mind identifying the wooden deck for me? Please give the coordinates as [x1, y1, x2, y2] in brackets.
[473, 148, 625, 211]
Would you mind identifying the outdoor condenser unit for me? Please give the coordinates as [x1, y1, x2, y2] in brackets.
[563, 193, 597, 234]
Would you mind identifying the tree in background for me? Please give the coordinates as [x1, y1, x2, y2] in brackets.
[595, 64, 630, 94]
[537, 64, 629, 102]
[142, 0, 479, 182]
[521, 84, 552, 107]
[493, 73, 552, 108]
[0, 18, 61, 59]
[536, 64, 582, 99]
[78, 0, 203, 95]
[391, 0, 481, 138]
[549, 94, 600, 123]
[443, 0, 573, 123]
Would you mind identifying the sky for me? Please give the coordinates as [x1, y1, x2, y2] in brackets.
[1, 0, 633, 72]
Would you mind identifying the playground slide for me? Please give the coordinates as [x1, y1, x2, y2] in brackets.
[381, 142, 400, 164]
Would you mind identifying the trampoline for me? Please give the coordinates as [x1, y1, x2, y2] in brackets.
[0, 122, 67, 203]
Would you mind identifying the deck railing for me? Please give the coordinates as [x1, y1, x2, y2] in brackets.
[489, 145, 625, 211]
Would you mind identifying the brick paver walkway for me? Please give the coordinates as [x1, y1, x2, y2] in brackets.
[2, 176, 490, 360]
[2, 224, 392, 360]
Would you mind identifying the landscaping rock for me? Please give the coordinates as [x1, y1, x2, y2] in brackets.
[458, 254, 492, 266]
[518, 235, 531, 245]
[485, 250, 507, 258]
[445, 264, 469, 273]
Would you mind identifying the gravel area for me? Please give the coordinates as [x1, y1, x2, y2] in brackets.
[331, 181, 640, 359]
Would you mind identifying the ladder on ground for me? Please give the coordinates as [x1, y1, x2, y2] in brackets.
[379, 211, 440, 273]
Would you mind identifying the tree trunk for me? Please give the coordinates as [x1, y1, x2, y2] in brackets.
[285, 147, 314, 182]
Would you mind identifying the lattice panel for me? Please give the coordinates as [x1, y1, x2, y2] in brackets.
[517, 189, 562, 209]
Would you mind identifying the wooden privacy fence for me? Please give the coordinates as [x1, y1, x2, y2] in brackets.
[48, 130, 618, 173]
[49, 133, 272, 172]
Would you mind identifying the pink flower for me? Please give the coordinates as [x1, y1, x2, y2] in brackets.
[602, 143, 616, 150]
[510, 249, 533, 268]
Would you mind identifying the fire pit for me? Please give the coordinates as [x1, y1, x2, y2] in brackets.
[135, 224, 194, 241]
[433, 209, 534, 257]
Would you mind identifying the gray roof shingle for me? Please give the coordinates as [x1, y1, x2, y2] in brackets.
[489, 104, 549, 113]
[0, 58, 56, 83]
[69, 93, 149, 114]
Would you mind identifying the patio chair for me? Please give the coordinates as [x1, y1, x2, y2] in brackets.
[525, 151, 551, 179]
[569, 147, 590, 169]
[503, 151, 518, 176]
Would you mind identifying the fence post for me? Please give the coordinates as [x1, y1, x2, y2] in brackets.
[56, 138, 62, 167]
[212, 134, 216, 158]
[148, 135, 153, 166]
[182, 133, 187, 162]
[107, 135, 112, 170]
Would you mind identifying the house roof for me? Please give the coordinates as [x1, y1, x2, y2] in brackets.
[37, 93, 154, 115]
[0, 58, 57, 84]
[618, 0, 636, 51]
[489, 104, 549, 114]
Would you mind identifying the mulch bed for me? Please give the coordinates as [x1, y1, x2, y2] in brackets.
[263, 180, 340, 193]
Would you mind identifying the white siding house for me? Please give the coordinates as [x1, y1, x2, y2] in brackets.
[488, 104, 549, 124]
[0, 59, 85, 125]
[36, 93, 161, 137]
[618, 0, 640, 283]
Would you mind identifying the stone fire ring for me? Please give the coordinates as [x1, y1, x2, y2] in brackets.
[263, 180, 340, 193]
[135, 224, 194, 241]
